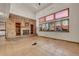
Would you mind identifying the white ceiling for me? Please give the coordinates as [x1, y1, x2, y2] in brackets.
[25, 3, 52, 13]
[11, 3, 52, 13]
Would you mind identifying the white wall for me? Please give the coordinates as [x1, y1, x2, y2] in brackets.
[10, 4, 36, 19]
[0, 3, 10, 21]
[36, 3, 79, 43]
[0, 3, 10, 39]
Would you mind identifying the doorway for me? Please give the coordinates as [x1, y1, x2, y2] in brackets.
[30, 24, 34, 34]
[16, 23, 21, 36]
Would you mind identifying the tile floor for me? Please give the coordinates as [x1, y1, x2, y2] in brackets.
[0, 36, 79, 56]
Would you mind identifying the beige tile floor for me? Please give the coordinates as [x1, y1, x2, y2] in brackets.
[0, 36, 79, 56]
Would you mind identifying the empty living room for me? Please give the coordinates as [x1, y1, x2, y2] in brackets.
[0, 2, 79, 58]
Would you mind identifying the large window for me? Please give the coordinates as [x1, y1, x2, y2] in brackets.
[55, 8, 69, 32]
[0, 22, 5, 36]
[46, 14, 54, 22]
[55, 8, 69, 19]
[55, 21, 62, 32]
[39, 17, 46, 24]
[61, 19, 69, 32]
[39, 8, 69, 32]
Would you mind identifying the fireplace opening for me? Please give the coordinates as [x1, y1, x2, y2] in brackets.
[23, 30, 29, 35]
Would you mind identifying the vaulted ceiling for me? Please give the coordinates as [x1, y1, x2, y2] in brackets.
[24, 3, 52, 13]
[10, 3, 52, 13]
[0, 3, 53, 21]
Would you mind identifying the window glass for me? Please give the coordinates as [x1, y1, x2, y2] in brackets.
[55, 21, 62, 32]
[48, 23, 55, 31]
[39, 17, 45, 23]
[46, 14, 54, 21]
[39, 8, 69, 32]
[0, 22, 5, 36]
[55, 9, 69, 19]
[0, 31, 5, 36]
[61, 19, 69, 32]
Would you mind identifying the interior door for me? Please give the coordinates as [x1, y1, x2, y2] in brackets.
[16, 23, 21, 36]
[31, 24, 34, 34]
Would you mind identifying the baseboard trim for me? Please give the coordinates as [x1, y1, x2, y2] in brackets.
[38, 35, 79, 44]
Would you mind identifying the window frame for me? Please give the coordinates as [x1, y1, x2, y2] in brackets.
[39, 16, 46, 24]
[45, 13, 55, 22]
[55, 8, 69, 20]
[0, 22, 6, 36]
[39, 8, 69, 32]
[61, 19, 69, 32]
